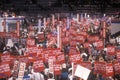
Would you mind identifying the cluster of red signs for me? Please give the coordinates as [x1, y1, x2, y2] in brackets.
[0, 50, 120, 78]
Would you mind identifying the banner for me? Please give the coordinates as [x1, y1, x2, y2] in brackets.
[0, 63, 11, 79]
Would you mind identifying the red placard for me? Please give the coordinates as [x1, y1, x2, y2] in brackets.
[33, 60, 45, 72]
[107, 46, 115, 55]
[38, 33, 45, 42]
[28, 57, 36, 63]
[54, 62, 61, 75]
[113, 61, 120, 75]
[19, 56, 29, 64]
[76, 34, 85, 43]
[80, 62, 92, 70]
[48, 54, 56, 63]
[88, 35, 99, 43]
[94, 62, 101, 74]
[78, 31, 88, 38]
[105, 63, 114, 77]
[83, 42, 90, 49]
[94, 62, 106, 75]
[37, 47, 44, 57]
[43, 50, 49, 62]
[27, 38, 35, 47]
[69, 28, 76, 36]
[0, 63, 11, 79]
[1, 54, 11, 63]
[116, 50, 120, 60]
[94, 40, 104, 50]
[62, 37, 70, 45]
[52, 48, 61, 56]
[70, 40, 77, 47]
[69, 47, 78, 54]
[69, 53, 81, 63]
[57, 54, 65, 64]
[27, 46, 37, 57]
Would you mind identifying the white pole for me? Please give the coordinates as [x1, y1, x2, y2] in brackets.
[57, 25, 60, 48]
[77, 13, 79, 22]
[57, 24, 61, 49]
[17, 21, 20, 37]
[52, 14, 55, 26]
[38, 19, 42, 32]
[81, 14, 83, 22]
[43, 18, 46, 28]
[85, 13, 87, 19]
[72, 62, 74, 79]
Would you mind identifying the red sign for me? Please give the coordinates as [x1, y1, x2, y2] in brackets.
[88, 35, 99, 43]
[105, 63, 114, 77]
[57, 54, 65, 63]
[0, 63, 11, 79]
[113, 61, 120, 75]
[79, 31, 88, 38]
[38, 33, 45, 42]
[33, 60, 45, 72]
[116, 50, 120, 60]
[76, 34, 85, 43]
[27, 38, 35, 47]
[1, 54, 11, 63]
[70, 40, 77, 47]
[69, 53, 81, 63]
[83, 42, 90, 49]
[62, 37, 70, 45]
[94, 62, 106, 75]
[107, 46, 115, 55]
[69, 47, 78, 54]
[94, 40, 104, 50]
[54, 62, 61, 75]
[80, 62, 92, 70]
[27, 46, 38, 57]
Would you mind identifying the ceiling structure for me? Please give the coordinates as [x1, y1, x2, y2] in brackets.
[0, 0, 120, 16]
